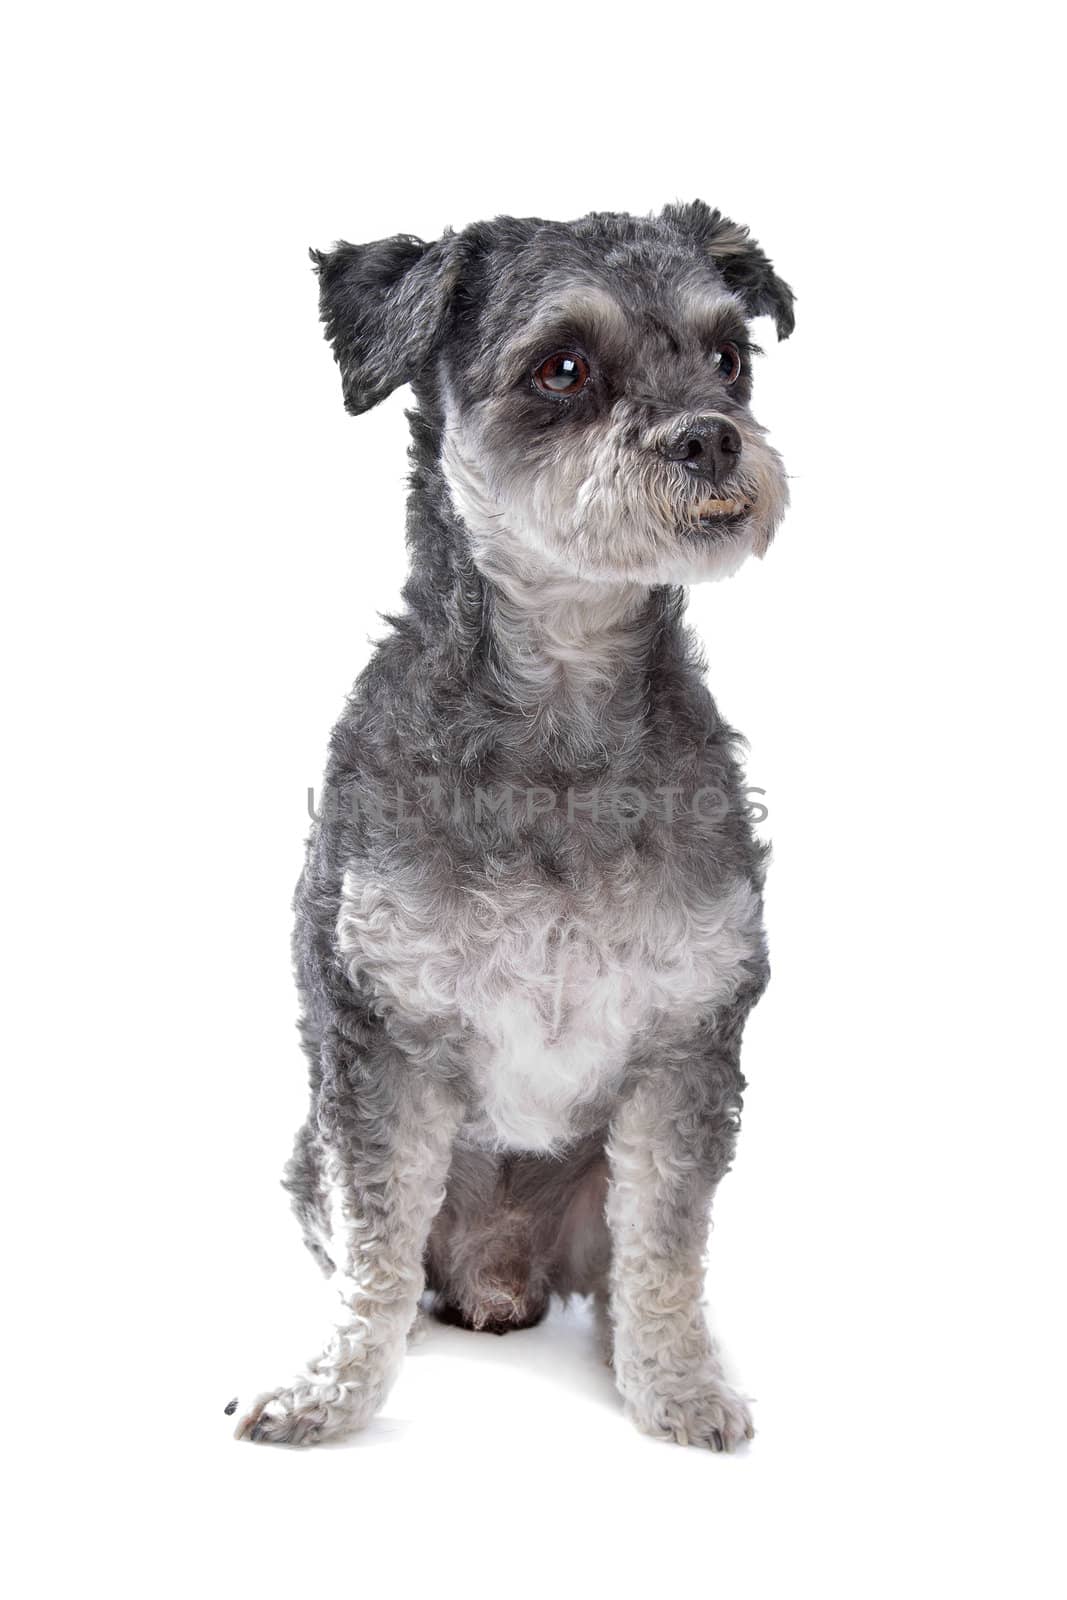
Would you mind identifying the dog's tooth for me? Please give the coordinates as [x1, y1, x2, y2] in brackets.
[692, 497, 745, 519]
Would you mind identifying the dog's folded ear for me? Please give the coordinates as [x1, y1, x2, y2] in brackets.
[310, 230, 465, 414]
[663, 200, 795, 340]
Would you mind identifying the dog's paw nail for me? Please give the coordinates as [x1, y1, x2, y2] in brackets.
[223, 1397, 238, 1416]
[710, 1428, 724, 1451]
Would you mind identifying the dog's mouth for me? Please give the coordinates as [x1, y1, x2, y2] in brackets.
[683, 495, 751, 535]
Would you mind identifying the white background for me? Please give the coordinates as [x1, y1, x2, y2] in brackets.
[4, 3, 1064, 1596]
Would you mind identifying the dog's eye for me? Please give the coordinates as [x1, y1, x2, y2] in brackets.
[715, 342, 743, 385]
[533, 351, 590, 395]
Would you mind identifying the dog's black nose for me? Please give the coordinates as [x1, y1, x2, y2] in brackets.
[659, 417, 742, 483]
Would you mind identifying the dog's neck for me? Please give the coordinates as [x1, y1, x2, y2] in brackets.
[479, 550, 652, 704]
[478, 561, 674, 777]
[396, 404, 692, 772]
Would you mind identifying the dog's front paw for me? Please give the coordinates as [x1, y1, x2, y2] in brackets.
[623, 1371, 754, 1451]
[233, 1382, 352, 1446]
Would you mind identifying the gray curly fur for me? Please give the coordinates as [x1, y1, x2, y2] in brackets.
[234, 201, 792, 1448]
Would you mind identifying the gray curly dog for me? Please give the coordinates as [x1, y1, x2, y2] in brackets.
[233, 200, 794, 1449]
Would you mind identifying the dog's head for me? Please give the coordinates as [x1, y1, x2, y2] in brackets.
[313, 203, 793, 586]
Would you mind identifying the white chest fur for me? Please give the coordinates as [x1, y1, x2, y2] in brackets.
[337, 855, 761, 1153]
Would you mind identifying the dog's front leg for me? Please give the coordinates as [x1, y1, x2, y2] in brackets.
[606, 1049, 754, 1451]
[236, 1049, 461, 1446]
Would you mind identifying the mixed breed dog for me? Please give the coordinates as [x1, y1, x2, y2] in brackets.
[232, 201, 794, 1449]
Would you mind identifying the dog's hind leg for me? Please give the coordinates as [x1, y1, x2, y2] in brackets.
[425, 1138, 611, 1335]
[235, 1025, 461, 1446]
[425, 1148, 551, 1334]
[592, 1285, 615, 1367]
[281, 1119, 334, 1277]
[278, 985, 336, 1275]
